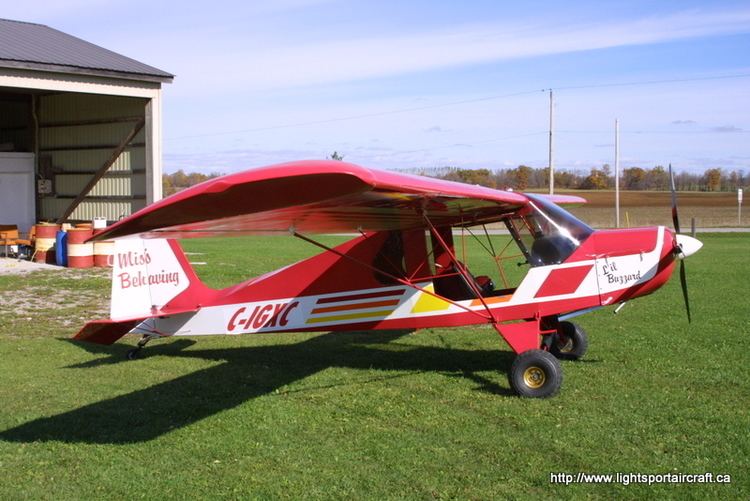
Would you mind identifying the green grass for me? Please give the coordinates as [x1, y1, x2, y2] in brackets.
[0, 233, 748, 500]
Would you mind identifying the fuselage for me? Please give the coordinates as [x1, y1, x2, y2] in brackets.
[133, 224, 680, 340]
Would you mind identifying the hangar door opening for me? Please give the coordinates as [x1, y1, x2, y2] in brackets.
[0, 153, 35, 233]
[0, 90, 153, 227]
[36, 93, 149, 223]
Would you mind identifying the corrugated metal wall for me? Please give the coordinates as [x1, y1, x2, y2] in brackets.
[37, 93, 148, 222]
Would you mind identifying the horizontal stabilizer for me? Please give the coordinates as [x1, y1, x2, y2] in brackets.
[74, 319, 142, 345]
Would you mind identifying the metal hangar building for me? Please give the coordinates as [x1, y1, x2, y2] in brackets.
[0, 18, 173, 232]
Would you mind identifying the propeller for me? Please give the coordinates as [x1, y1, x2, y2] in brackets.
[669, 163, 680, 234]
[669, 164, 702, 323]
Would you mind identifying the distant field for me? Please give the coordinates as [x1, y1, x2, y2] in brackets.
[540, 190, 743, 228]
[0, 233, 748, 499]
[553, 190, 739, 207]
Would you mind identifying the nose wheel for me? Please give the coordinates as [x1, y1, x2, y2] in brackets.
[509, 349, 562, 398]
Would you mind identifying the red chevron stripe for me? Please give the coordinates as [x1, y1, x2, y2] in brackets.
[534, 265, 593, 298]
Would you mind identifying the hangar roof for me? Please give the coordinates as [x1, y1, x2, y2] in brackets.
[0, 18, 173, 83]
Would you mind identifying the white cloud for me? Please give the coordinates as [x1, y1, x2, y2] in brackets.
[710, 125, 744, 132]
[181, 8, 750, 91]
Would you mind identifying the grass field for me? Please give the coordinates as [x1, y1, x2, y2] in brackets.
[0, 233, 748, 499]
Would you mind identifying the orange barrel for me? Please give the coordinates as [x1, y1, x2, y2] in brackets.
[92, 228, 114, 267]
[34, 223, 60, 264]
[67, 227, 94, 268]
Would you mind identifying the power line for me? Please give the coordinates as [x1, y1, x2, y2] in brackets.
[164, 72, 750, 142]
[558, 129, 749, 134]
[164, 89, 542, 141]
[372, 131, 548, 158]
[550, 72, 750, 92]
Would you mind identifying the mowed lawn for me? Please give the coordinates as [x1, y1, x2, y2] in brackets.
[0, 233, 748, 500]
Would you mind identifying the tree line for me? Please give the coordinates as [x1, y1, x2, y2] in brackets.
[162, 170, 222, 196]
[408, 165, 747, 192]
[163, 164, 747, 195]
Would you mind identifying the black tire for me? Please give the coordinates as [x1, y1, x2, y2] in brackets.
[549, 321, 588, 360]
[126, 348, 140, 360]
[508, 349, 563, 398]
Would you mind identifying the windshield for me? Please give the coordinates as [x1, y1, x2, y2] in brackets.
[505, 194, 593, 266]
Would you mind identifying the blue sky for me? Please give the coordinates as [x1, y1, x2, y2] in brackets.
[8, 0, 750, 174]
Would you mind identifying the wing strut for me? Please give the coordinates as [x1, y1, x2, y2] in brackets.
[292, 231, 491, 321]
[422, 214, 498, 323]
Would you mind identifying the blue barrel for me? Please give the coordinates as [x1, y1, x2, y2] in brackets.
[55, 231, 68, 266]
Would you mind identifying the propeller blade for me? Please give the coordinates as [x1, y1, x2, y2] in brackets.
[679, 260, 691, 323]
[669, 163, 680, 234]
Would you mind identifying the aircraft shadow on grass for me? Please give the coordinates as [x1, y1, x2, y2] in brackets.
[0, 330, 517, 445]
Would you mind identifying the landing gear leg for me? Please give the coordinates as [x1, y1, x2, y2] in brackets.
[126, 334, 157, 360]
[494, 320, 565, 398]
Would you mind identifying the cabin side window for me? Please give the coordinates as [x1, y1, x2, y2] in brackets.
[373, 231, 406, 284]
[505, 195, 593, 267]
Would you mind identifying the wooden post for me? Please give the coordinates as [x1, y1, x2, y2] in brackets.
[691, 217, 696, 238]
[56, 117, 145, 224]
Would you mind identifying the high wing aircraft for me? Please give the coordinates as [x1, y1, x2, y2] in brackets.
[74, 160, 702, 398]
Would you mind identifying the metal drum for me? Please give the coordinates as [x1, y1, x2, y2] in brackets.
[67, 227, 94, 268]
[34, 223, 59, 264]
[93, 228, 114, 267]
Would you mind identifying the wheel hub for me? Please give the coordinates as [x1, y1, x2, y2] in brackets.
[556, 334, 573, 353]
[523, 366, 546, 389]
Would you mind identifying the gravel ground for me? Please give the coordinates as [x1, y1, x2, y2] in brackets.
[0, 258, 63, 275]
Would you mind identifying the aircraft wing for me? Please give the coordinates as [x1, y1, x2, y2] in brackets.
[93, 160, 583, 240]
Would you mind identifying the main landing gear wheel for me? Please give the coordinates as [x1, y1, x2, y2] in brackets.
[509, 349, 563, 398]
[549, 321, 588, 360]
[126, 348, 140, 360]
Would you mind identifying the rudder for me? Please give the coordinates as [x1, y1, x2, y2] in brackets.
[110, 238, 202, 320]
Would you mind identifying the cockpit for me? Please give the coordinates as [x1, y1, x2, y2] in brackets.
[504, 194, 593, 267]
[429, 195, 593, 302]
[370, 194, 593, 303]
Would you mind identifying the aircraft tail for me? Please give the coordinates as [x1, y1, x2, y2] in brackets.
[74, 238, 206, 345]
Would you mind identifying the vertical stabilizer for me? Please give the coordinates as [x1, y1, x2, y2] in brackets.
[110, 239, 197, 320]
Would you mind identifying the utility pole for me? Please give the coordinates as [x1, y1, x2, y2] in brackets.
[615, 118, 620, 228]
[548, 90, 554, 195]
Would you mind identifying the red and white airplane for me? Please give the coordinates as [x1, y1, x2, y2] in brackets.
[75, 160, 702, 398]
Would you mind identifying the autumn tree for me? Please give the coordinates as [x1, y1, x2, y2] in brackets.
[623, 167, 646, 190]
[646, 165, 669, 190]
[512, 165, 533, 190]
[579, 168, 609, 189]
[704, 168, 722, 191]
